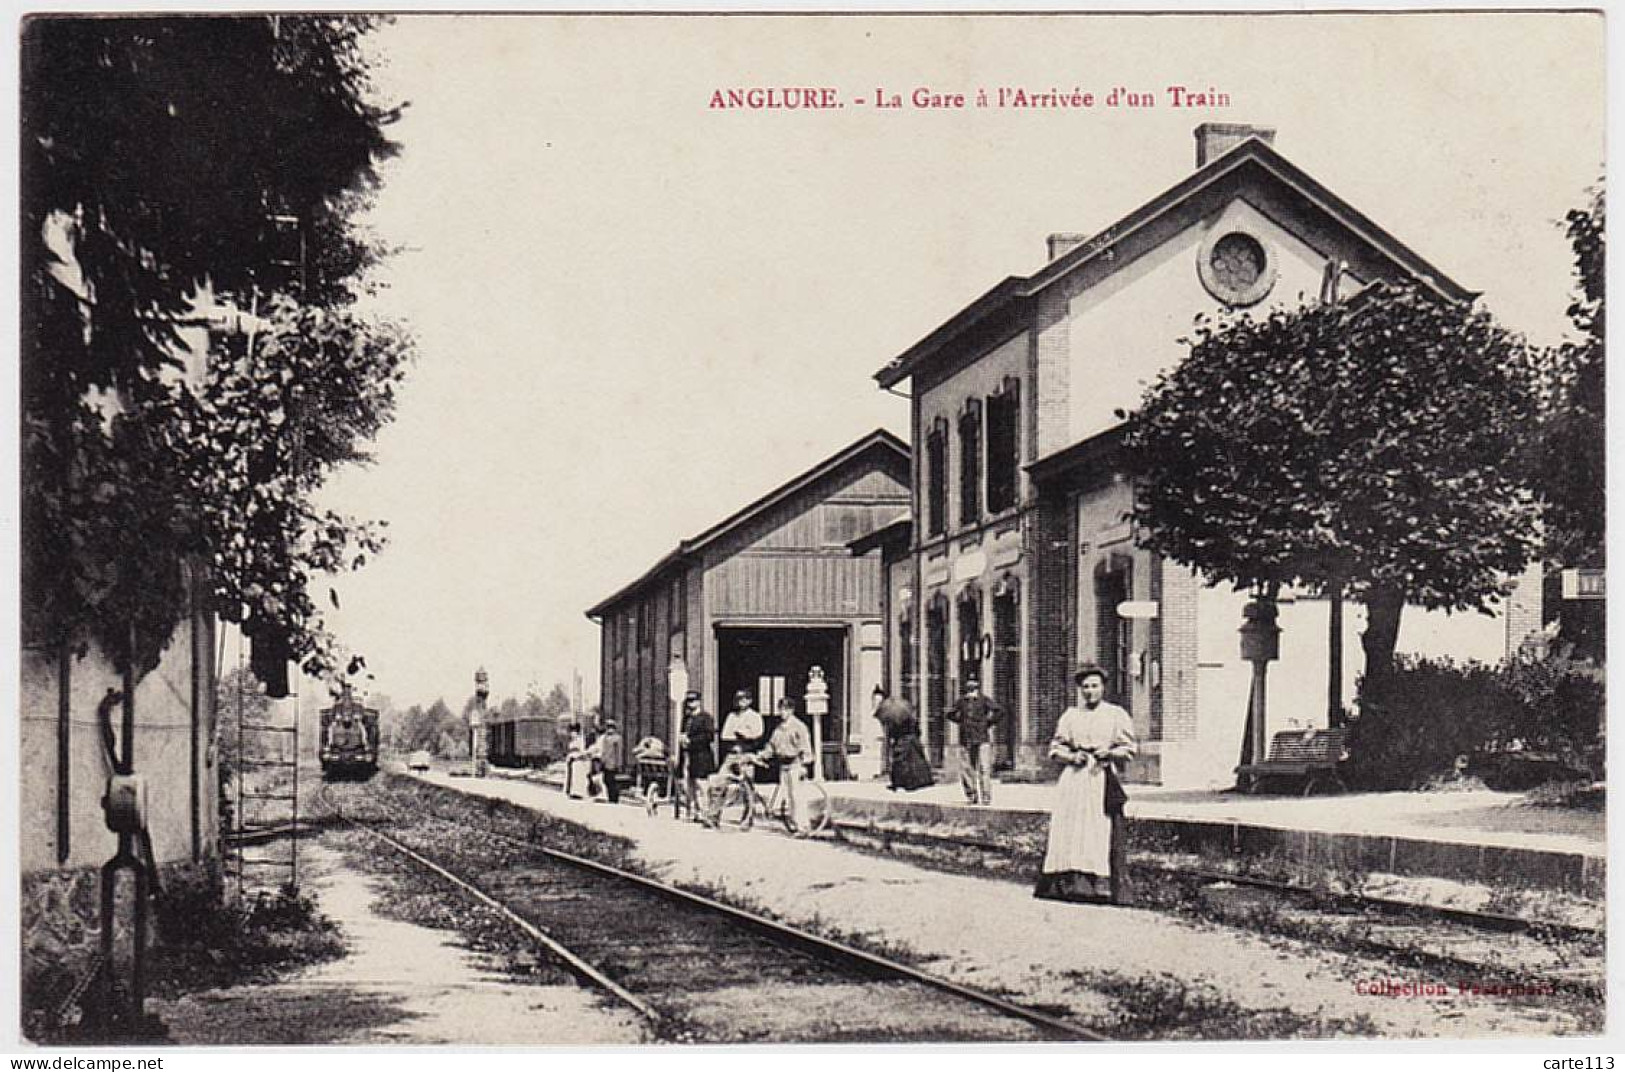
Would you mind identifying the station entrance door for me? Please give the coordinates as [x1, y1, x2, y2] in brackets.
[715, 626, 846, 776]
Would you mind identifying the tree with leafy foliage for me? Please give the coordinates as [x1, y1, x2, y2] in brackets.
[540, 685, 575, 722]
[21, 15, 408, 685]
[1531, 187, 1606, 661]
[389, 699, 465, 756]
[1540, 186, 1605, 571]
[1124, 282, 1545, 696]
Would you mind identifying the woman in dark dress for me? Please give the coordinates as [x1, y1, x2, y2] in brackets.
[676, 691, 717, 821]
[874, 689, 933, 792]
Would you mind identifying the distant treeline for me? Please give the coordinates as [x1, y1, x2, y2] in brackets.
[382, 684, 582, 757]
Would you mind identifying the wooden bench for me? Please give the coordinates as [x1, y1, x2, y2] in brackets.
[1236, 727, 1350, 796]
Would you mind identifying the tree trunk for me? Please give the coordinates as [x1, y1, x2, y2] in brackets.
[1359, 584, 1406, 704]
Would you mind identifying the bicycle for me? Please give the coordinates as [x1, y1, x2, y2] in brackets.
[710, 756, 830, 835]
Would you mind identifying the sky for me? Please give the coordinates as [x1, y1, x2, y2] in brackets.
[307, 12, 1604, 713]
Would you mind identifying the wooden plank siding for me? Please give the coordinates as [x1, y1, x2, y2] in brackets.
[702, 463, 907, 613]
[706, 553, 881, 620]
[596, 560, 709, 749]
[592, 432, 910, 751]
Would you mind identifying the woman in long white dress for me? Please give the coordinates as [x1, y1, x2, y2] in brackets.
[1036, 663, 1136, 905]
[564, 725, 592, 800]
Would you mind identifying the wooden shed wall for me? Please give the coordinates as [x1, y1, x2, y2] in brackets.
[704, 462, 908, 622]
[597, 443, 908, 745]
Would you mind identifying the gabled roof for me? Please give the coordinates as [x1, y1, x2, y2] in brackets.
[874, 136, 1475, 389]
[585, 428, 910, 620]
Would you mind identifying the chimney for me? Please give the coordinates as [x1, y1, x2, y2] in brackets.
[1194, 123, 1276, 168]
[1047, 233, 1089, 261]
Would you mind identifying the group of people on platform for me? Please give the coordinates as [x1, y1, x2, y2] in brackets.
[873, 676, 1009, 804]
[873, 664, 1135, 905]
[676, 688, 817, 835]
[563, 719, 624, 803]
[576, 663, 1133, 905]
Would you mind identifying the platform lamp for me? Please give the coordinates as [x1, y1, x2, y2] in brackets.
[805, 667, 829, 782]
[472, 666, 489, 777]
[1238, 589, 1281, 771]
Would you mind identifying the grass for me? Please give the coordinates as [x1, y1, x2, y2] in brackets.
[1064, 968, 1381, 1040]
[1523, 780, 1605, 811]
[146, 869, 346, 1001]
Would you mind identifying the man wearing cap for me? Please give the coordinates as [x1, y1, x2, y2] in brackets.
[593, 720, 625, 803]
[677, 692, 717, 823]
[945, 677, 1006, 806]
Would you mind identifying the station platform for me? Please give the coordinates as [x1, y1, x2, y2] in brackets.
[824, 776, 1604, 896]
[505, 763, 1604, 896]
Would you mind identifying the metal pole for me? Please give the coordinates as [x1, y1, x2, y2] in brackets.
[235, 630, 245, 902]
[57, 645, 71, 865]
[291, 689, 299, 889]
[1328, 585, 1344, 729]
[1250, 658, 1269, 771]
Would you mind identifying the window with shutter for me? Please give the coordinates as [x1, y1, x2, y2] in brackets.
[926, 419, 948, 538]
[986, 378, 1020, 515]
[959, 399, 982, 527]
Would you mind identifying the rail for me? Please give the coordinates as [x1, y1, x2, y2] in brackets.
[319, 782, 1111, 1042]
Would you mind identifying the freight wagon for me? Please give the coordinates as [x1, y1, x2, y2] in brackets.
[486, 710, 560, 769]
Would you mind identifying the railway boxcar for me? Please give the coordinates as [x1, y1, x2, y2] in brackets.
[321, 684, 380, 779]
[487, 711, 558, 769]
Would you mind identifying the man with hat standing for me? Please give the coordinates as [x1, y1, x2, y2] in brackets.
[593, 719, 625, 803]
[676, 692, 717, 823]
[945, 677, 1006, 806]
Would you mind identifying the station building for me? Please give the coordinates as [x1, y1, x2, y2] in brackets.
[873, 123, 1544, 789]
[587, 429, 910, 777]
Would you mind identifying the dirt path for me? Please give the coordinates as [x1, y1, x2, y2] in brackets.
[154, 838, 649, 1045]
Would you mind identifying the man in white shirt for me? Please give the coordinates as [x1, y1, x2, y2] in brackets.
[719, 689, 764, 755]
[705, 690, 765, 823]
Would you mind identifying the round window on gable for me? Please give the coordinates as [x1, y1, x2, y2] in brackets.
[1198, 227, 1277, 307]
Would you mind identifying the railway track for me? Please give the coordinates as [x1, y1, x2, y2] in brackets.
[316, 781, 1110, 1044]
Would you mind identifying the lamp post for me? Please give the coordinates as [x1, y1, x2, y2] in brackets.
[1238, 593, 1281, 773]
[805, 667, 829, 782]
[472, 666, 489, 777]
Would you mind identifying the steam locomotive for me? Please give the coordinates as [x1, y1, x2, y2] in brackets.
[320, 684, 380, 780]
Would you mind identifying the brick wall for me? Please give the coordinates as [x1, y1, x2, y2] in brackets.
[1029, 488, 1075, 749]
[1024, 287, 1075, 763]
[1504, 560, 1545, 655]
[1148, 554, 1164, 739]
[1158, 559, 1202, 743]
[1030, 291, 1072, 464]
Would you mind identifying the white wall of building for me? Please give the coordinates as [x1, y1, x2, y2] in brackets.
[21, 613, 217, 874]
[1066, 199, 1349, 446]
